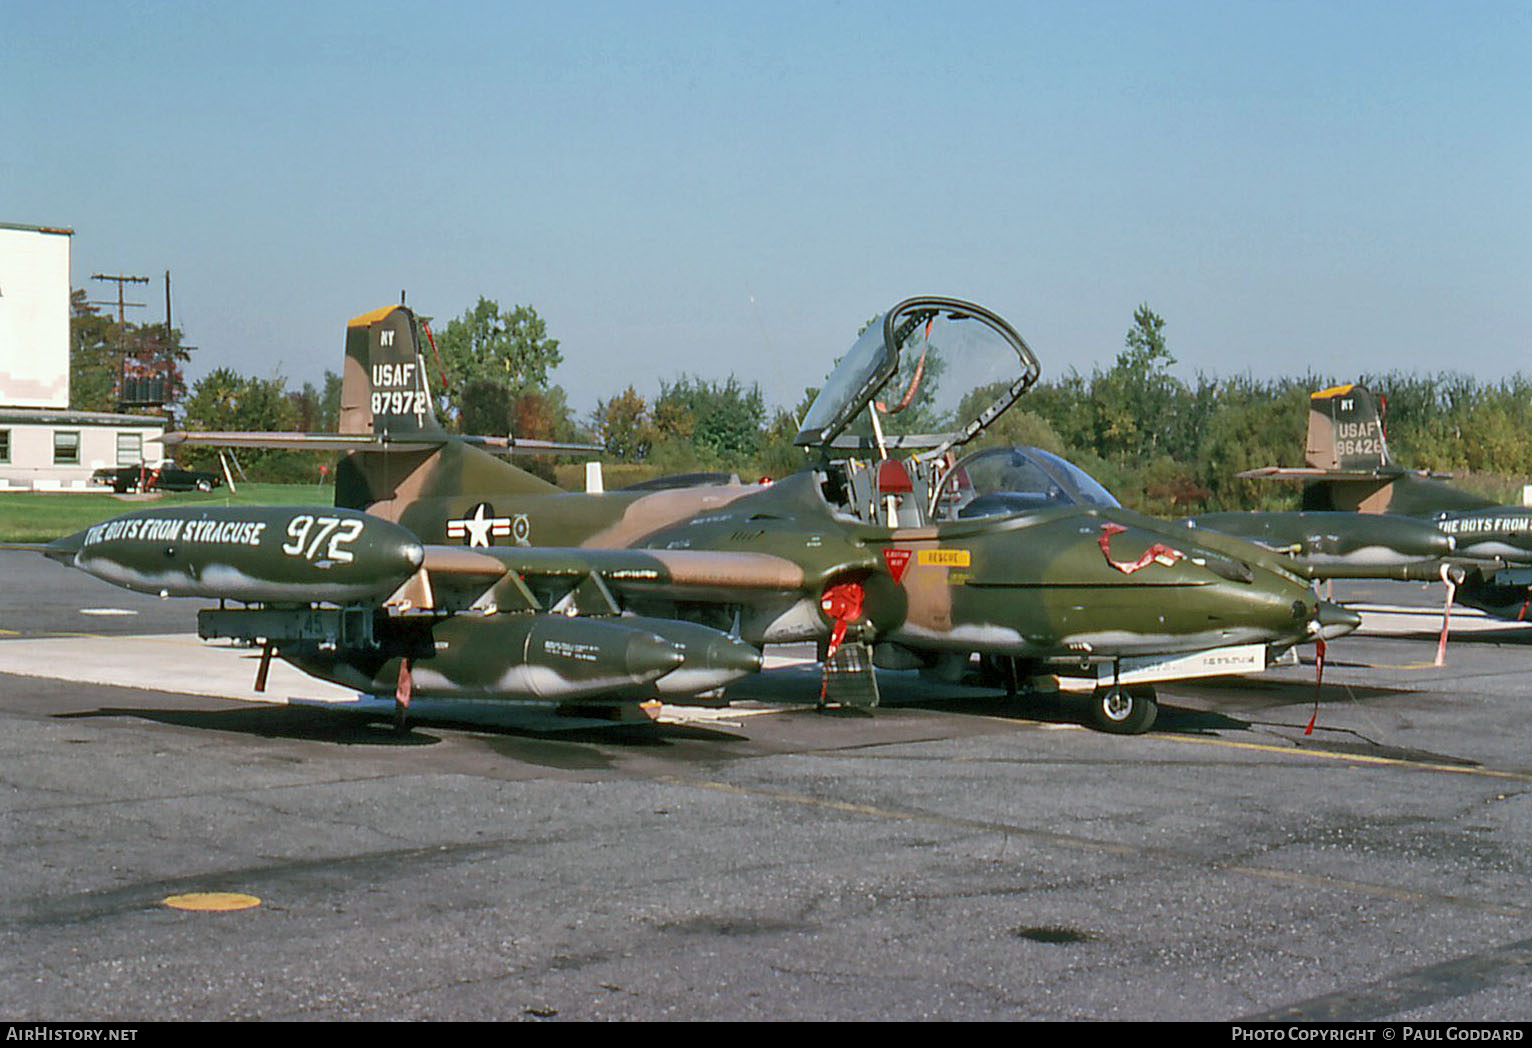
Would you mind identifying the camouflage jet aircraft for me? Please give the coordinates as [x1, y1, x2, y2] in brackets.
[1241, 383, 1532, 619]
[31, 297, 1356, 735]
[936, 444, 1455, 588]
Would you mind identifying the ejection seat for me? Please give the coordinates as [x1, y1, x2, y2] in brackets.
[876, 458, 929, 528]
[838, 456, 929, 527]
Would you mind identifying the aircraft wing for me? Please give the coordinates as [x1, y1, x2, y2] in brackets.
[393, 545, 814, 615]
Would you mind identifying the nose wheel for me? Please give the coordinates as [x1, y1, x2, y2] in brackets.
[1088, 684, 1158, 734]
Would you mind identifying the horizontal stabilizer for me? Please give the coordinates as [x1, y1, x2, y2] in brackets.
[165, 430, 600, 456]
[165, 431, 447, 451]
[461, 435, 604, 456]
[1239, 466, 1397, 481]
[1238, 465, 1445, 481]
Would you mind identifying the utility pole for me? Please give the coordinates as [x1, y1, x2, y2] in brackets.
[159, 270, 194, 424]
[89, 272, 149, 331]
[90, 273, 150, 409]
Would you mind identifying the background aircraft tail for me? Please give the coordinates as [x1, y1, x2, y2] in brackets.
[1304, 384, 1396, 473]
[1242, 382, 1498, 515]
[1238, 383, 1404, 511]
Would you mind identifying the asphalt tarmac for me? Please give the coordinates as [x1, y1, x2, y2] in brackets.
[3, 551, 1531, 1021]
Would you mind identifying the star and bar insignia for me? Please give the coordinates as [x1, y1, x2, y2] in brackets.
[446, 503, 513, 547]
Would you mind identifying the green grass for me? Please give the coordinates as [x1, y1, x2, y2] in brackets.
[0, 482, 340, 543]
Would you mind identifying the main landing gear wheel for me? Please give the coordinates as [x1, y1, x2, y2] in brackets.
[1088, 684, 1157, 734]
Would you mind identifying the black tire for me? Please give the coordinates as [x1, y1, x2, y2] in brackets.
[1087, 684, 1157, 734]
[196, 479, 214, 492]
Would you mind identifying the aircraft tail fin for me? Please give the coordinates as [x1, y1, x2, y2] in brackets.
[339, 305, 447, 440]
[1304, 384, 1396, 473]
[334, 306, 565, 513]
[168, 303, 567, 514]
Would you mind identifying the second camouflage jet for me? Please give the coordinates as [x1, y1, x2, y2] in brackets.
[1241, 383, 1532, 619]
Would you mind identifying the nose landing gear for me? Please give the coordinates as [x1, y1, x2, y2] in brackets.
[1088, 683, 1158, 734]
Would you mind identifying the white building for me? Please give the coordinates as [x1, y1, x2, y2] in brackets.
[0, 407, 166, 491]
[0, 222, 165, 491]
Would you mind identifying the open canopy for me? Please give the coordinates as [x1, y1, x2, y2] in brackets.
[793, 296, 1041, 458]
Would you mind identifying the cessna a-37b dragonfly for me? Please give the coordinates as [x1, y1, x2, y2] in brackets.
[34, 297, 1357, 734]
[1241, 383, 1532, 620]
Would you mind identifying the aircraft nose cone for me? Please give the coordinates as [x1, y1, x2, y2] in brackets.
[1311, 600, 1362, 639]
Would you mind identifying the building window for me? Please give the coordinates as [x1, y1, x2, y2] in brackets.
[53, 431, 80, 465]
[0, 430, 9, 463]
[116, 432, 143, 466]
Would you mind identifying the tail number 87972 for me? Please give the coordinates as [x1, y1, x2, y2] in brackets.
[372, 389, 429, 416]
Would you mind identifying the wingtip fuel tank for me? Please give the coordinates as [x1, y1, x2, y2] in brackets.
[63, 506, 425, 604]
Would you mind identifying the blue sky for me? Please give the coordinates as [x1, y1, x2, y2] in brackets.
[5, 1, 1528, 416]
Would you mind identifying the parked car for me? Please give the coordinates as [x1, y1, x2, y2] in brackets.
[92, 463, 221, 494]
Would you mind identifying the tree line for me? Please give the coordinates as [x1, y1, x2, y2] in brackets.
[70, 293, 1532, 510]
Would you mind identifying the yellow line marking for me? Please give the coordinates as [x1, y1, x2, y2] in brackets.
[1155, 732, 1532, 783]
[803, 709, 1532, 783]
[1361, 661, 1447, 670]
[163, 892, 261, 912]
